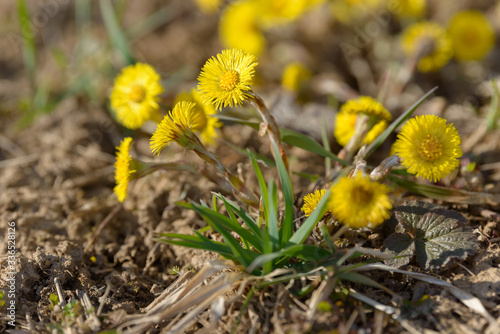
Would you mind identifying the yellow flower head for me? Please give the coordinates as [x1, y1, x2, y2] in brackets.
[110, 63, 164, 129]
[114, 137, 136, 202]
[448, 10, 495, 61]
[302, 189, 328, 217]
[194, 0, 222, 14]
[329, 174, 392, 229]
[334, 96, 392, 147]
[393, 0, 426, 20]
[198, 49, 258, 110]
[175, 89, 222, 145]
[401, 22, 453, 72]
[255, 0, 308, 29]
[393, 115, 463, 182]
[150, 101, 201, 155]
[282, 62, 312, 92]
[219, 0, 266, 56]
[330, 0, 384, 25]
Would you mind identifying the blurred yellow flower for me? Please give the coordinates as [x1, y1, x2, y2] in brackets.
[401, 22, 453, 72]
[329, 174, 392, 229]
[334, 96, 391, 147]
[301, 189, 328, 217]
[393, 115, 463, 182]
[194, 0, 222, 14]
[330, 0, 384, 25]
[393, 0, 426, 20]
[282, 62, 311, 92]
[448, 10, 495, 61]
[198, 49, 258, 110]
[255, 0, 308, 28]
[114, 137, 135, 202]
[219, 0, 266, 56]
[175, 89, 222, 145]
[150, 101, 200, 155]
[110, 63, 164, 129]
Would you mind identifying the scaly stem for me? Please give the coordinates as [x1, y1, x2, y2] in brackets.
[247, 91, 289, 172]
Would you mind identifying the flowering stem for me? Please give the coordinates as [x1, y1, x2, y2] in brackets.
[189, 135, 259, 208]
[370, 155, 401, 181]
[247, 92, 289, 172]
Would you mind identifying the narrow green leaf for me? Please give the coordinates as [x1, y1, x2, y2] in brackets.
[217, 194, 262, 240]
[247, 244, 330, 272]
[157, 232, 234, 258]
[17, 0, 37, 88]
[288, 188, 332, 246]
[364, 86, 438, 159]
[192, 206, 259, 267]
[99, 0, 134, 65]
[191, 203, 264, 253]
[271, 142, 294, 246]
[486, 79, 500, 130]
[280, 128, 346, 164]
[267, 180, 280, 251]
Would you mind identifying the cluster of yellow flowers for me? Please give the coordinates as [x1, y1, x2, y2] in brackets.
[401, 10, 495, 72]
[111, 46, 463, 232]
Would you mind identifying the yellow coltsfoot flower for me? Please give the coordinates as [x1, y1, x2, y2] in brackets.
[401, 22, 453, 72]
[301, 189, 328, 217]
[392, 115, 463, 182]
[150, 101, 201, 155]
[110, 63, 164, 129]
[281, 62, 311, 92]
[334, 96, 392, 147]
[114, 137, 136, 202]
[329, 174, 392, 229]
[448, 10, 495, 61]
[198, 48, 258, 110]
[175, 89, 222, 145]
[219, 1, 266, 57]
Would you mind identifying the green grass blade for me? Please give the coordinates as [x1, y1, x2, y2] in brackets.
[157, 232, 234, 258]
[287, 188, 331, 246]
[364, 86, 438, 159]
[247, 244, 331, 272]
[216, 194, 262, 240]
[271, 141, 294, 246]
[486, 79, 499, 130]
[267, 180, 280, 251]
[17, 0, 37, 89]
[280, 128, 347, 164]
[191, 205, 259, 267]
[191, 203, 264, 253]
[99, 0, 134, 65]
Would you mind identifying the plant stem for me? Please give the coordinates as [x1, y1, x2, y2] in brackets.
[247, 92, 289, 172]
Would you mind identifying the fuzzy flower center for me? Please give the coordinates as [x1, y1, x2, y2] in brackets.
[219, 70, 240, 91]
[129, 84, 146, 103]
[351, 185, 373, 205]
[417, 134, 443, 161]
[462, 30, 479, 45]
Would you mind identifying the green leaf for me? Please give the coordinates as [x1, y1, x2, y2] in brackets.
[99, 0, 134, 65]
[17, 0, 37, 88]
[364, 86, 438, 159]
[215, 194, 262, 240]
[191, 203, 264, 253]
[384, 201, 479, 271]
[158, 232, 235, 259]
[288, 188, 331, 246]
[486, 79, 500, 130]
[271, 142, 294, 246]
[383, 233, 415, 267]
[266, 180, 280, 251]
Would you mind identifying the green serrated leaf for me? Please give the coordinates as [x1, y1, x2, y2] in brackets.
[415, 209, 478, 270]
[383, 233, 414, 267]
[384, 201, 479, 271]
